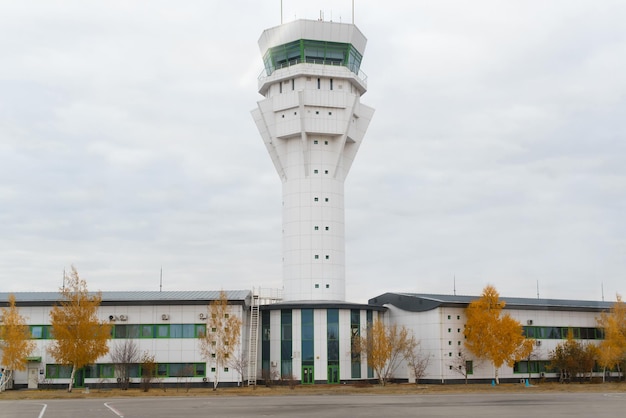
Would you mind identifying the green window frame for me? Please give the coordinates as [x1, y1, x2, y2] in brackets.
[157, 364, 168, 377]
[99, 364, 115, 378]
[156, 324, 169, 338]
[39, 323, 208, 340]
[45, 364, 72, 378]
[140, 325, 154, 338]
[523, 326, 604, 340]
[30, 325, 44, 339]
[263, 39, 362, 76]
[182, 324, 196, 338]
[27, 325, 53, 339]
[195, 324, 206, 338]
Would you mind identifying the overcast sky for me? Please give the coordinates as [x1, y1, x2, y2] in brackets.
[1, 1, 625, 303]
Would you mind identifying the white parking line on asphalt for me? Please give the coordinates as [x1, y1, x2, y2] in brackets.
[37, 404, 47, 418]
[104, 402, 124, 418]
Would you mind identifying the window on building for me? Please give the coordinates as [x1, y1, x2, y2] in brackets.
[292, 79, 295, 90]
[325, 255, 329, 260]
[182, 324, 196, 338]
[314, 169, 318, 173]
[325, 284, 329, 288]
[281, 310, 293, 377]
[314, 140, 318, 144]
[140, 325, 154, 338]
[195, 363, 205, 376]
[350, 309, 361, 378]
[156, 324, 169, 338]
[325, 226, 329, 231]
[157, 364, 168, 377]
[317, 78, 320, 89]
[99, 364, 115, 378]
[324, 170, 328, 174]
[30, 326, 44, 339]
[314, 197, 319, 202]
[46, 364, 72, 379]
[314, 226, 319, 230]
[314, 255, 319, 259]
[315, 284, 319, 288]
[330, 79, 333, 90]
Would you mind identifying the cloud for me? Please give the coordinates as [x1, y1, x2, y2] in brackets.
[0, 1, 624, 303]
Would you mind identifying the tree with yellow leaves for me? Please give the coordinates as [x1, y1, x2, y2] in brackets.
[597, 295, 626, 381]
[198, 291, 242, 390]
[355, 318, 417, 386]
[0, 294, 36, 392]
[549, 329, 598, 382]
[464, 285, 534, 384]
[48, 267, 112, 392]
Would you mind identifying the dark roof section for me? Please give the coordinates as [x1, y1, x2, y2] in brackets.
[260, 300, 386, 312]
[368, 293, 614, 313]
[0, 290, 251, 307]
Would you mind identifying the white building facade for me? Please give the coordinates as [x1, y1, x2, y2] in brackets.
[0, 291, 249, 389]
[369, 293, 613, 384]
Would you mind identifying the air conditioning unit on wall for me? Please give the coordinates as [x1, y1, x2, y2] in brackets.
[161, 314, 169, 320]
[527, 320, 533, 325]
[199, 313, 207, 320]
[119, 315, 128, 321]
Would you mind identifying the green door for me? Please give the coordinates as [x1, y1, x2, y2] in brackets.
[302, 366, 314, 384]
[74, 368, 85, 388]
[327, 365, 339, 384]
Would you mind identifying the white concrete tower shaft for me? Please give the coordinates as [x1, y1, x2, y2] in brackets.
[252, 20, 374, 302]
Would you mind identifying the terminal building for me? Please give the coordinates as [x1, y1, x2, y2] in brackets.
[0, 19, 617, 389]
[0, 290, 613, 388]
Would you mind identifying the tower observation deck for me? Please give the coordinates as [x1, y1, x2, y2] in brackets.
[252, 19, 374, 302]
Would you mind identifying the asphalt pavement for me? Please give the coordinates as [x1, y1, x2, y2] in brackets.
[1, 392, 625, 418]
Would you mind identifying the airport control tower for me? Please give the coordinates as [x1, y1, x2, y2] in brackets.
[252, 19, 374, 302]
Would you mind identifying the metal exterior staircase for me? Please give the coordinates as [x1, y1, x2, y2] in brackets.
[247, 293, 260, 386]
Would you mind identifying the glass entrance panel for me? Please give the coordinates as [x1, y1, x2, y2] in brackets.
[302, 366, 314, 384]
[327, 365, 339, 384]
